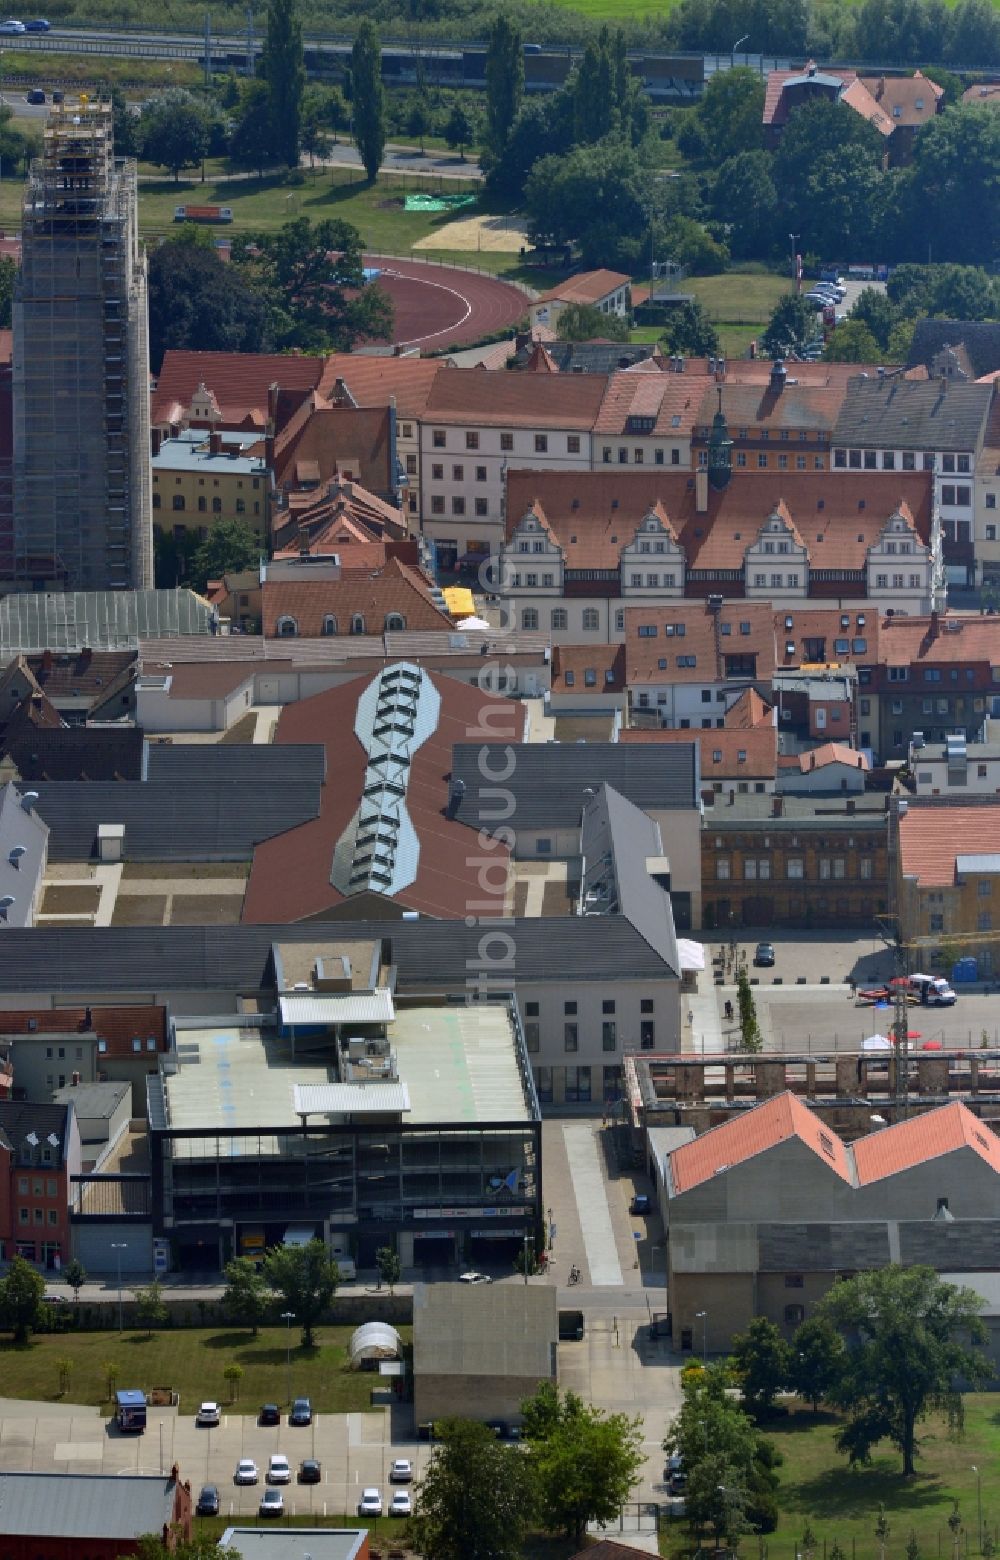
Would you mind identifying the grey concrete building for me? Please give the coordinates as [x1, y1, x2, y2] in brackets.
[0, 782, 48, 927]
[413, 1281, 558, 1426]
[52, 1079, 130, 1169]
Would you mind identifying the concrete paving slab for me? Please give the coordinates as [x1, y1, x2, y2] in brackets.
[563, 1124, 623, 1286]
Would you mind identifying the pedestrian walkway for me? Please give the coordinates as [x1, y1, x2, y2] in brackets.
[562, 1124, 623, 1286]
[686, 985, 725, 1054]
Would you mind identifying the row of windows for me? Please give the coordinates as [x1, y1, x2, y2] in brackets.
[153, 475, 261, 488]
[874, 572, 924, 589]
[929, 912, 994, 932]
[523, 998, 654, 1016]
[534, 1065, 625, 1105]
[153, 494, 259, 515]
[563, 667, 617, 687]
[430, 496, 489, 517]
[17, 1178, 58, 1196]
[523, 607, 601, 631]
[431, 429, 567, 454]
[602, 446, 682, 466]
[715, 857, 874, 881]
[701, 452, 824, 471]
[752, 573, 801, 588]
[834, 449, 970, 473]
[18, 1207, 59, 1225]
[275, 613, 407, 637]
[431, 464, 488, 482]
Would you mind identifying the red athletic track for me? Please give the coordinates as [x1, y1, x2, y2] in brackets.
[365, 255, 530, 351]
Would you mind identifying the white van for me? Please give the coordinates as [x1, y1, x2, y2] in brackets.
[909, 973, 957, 1007]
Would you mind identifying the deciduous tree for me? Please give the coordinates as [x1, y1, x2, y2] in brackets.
[376, 1247, 402, 1295]
[261, 0, 304, 167]
[790, 1315, 845, 1411]
[444, 98, 475, 158]
[147, 238, 271, 374]
[134, 1280, 168, 1338]
[64, 1258, 87, 1305]
[556, 302, 629, 343]
[191, 519, 260, 593]
[222, 1257, 269, 1337]
[761, 293, 816, 359]
[140, 89, 211, 182]
[484, 14, 523, 161]
[521, 1382, 645, 1544]
[731, 1316, 791, 1419]
[230, 216, 392, 352]
[0, 1256, 46, 1344]
[263, 1239, 339, 1348]
[662, 299, 720, 358]
[697, 66, 765, 160]
[823, 319, 882, 362]
[351, 20, 386, 182]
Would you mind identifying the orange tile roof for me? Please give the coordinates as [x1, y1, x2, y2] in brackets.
[669, 1091, 853, 1194]
[853, 1100, 1000, 1184]
[963, 83, 1000, 105]
[423, 366, 608, 428]
[797, 742, 868, 772]
[898, 802, 1000, 886]
[623, 600, 777, 684]
[879, 613, 1000, 667]
[262, 557, 452, 638]
[620, 725, 777, 778]
[551, 643, 625, 695]
[594, 371, 708, 437]
[775, 607, 881, 667]
[0, 1006, 167, 1057]
[726, 687, 773, 728]
[318, 354, 443, 419]
[692, 379, 847, 436]
[536, 269, 631, 306]
[152, 350, 324, 427]
[860, 69, 942, 126]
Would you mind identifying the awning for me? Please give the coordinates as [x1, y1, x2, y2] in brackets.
[863, 1034, 891, 1051]
[677, 938, 706, 972]
[442, 586, 475, 618]
[292, 1081, 410, 1118]
[279, 990, 395, 1027]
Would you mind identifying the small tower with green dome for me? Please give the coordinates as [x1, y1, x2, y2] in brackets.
[707, 386, 733, 491]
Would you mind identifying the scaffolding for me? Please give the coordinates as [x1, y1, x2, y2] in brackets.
[11, 97, 152, 593]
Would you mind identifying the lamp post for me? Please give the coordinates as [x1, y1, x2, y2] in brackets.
[696, 1308, 708, 1364]
[731, 33, 749, 67]
[789, 233, 800, 294]
[281, 1310, 295, 1405]
[111, 1243, 127, 1332]
[973, 1465, 983, 1552]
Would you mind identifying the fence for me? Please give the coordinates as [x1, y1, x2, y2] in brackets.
[676, 1533, 1000, 1560]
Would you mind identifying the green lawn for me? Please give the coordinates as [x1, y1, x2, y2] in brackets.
[665, 1398, 1000, 1558]
[686, 268, 792, 322]
[0, 1325, 408, 1414]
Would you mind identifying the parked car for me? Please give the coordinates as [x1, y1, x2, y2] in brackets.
[268, 1454, 291, 1485]
[196, 1402, 221, 1426]
[258, 1404, 280, 1426]
[458, 1270, 491, 1284]
[630, 1193, 651, 1215]
[259, 1489, 284, 1518]
[299, 1459, 322, 1484]
[234, 1459, 258, 1485]
[289, 1396, 312, 1425]
[753, 942, 776, 968]
[390, 1490, 413, 1517]
[51, 88, 62, 101]
[196, 1484, 219, 1516]
[389, 1459, 413, 1483]
[359, 1487, 383, 1516]
[0, 20, 27, 32]
[25, 89, 45, 104]
[486, 1419, 509, 1438]
[24, 15, 51, 25]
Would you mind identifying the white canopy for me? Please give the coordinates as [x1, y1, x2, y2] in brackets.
[677, 939, 706, 972]
[350, 1321, 403, 1365]
[862, 1034, 892, 1051]
[457, 615, 491, 630]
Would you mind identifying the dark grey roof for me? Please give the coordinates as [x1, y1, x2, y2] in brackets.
[908, 319, 1000, 381]
[0, 1472, 178, 1538]
[31, 781, 320, 861]
[706, 792, 887, 830]
[0, 590, 215, 654]
[146, 743, 327, 785]
[515, 341, 658, 374]
[450, 742, 698, 831]
[581, 785, 678, 968]
[832, 377, 993, 452]
[2, 726, 144, 782]
[0, 917, 678, 994]
[52, 1080, 130, 1120]
[0, 1100, 70, 1162]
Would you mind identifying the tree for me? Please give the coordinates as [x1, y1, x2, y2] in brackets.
[230, 216, 392, 353]
[521, 1382, 644, 1544]
[823, 319, 882, 362]
[886, 318, 917, 363]
[556, 302, 629, 343]
[0, 1255, 46, 1344]
[819, 1265, 992, 1476]
[228, 81, 276, 178]
[63, 1257, 87, 1305]
[103, 1359, 119, 1401]
[906, 107, 1000, 265]
[790, 1315, 845, 1412]
[223, 1362, 244, 1403]
[664, 1360, 780, 1538]
[222, 1257, 269, 1337]
[134, 1280, 168, 1338]
[444, 98, 475, 159]
[376, 1247, 401, 1295]
[191, 520, 260, 593]
[140, 89, 211, 182]
[762, 293, 817, 359]
[737, 964, 762, 1052]
[697, 67, 764, 160]
[525, 137, 648, 270]
[662, 299, 720, 358]
[147, 238, 271, 375]
[711, 151, 779, 261]
[849, 286, 901, 351]
[129, 1537, 241, 1560]
[261, 0, 304, 168]
[731, 1317, 791, 1419]
[409, 1418, 535, 1560]
[407, 95, 431, 153]
[351, 20, 386, 183]
[262, 1239, 339, 1348]
[108, 84, 139, 156]
[484, 14, 523, 162]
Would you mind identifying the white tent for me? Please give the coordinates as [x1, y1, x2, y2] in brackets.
[457, 615, 491, 631]
[677, 939, 706, 972]
[862, 1034, 892, 1051]
[349, 1321, 403, 1366]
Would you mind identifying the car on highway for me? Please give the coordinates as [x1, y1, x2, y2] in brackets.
[289, 1396, 312, 1426]
[196, 1484, 220, 1516]
[196, 1401, 221, 1426]
[259, 1489, 284, 1518]
[753, 941, 776, 967]
[389, 1459, 413, 1483]
[630, 1193, 651, 1215]
[268, 1454, 291, 1485]
[25, 89, 45, 104]
[390, 1490, 413, 1517]
[235, 1458, 259, 1485]
[298, 1459, 322, 1484]
[0, 20, 26, 32]
[258, 1404, 280, 1426]
[24, 15, 50, 26]
[458, 1270, 491, 1284]
[359, 1487, 383, 1516]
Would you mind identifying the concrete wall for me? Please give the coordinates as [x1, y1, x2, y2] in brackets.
[6, 1033, 98, 1097]
[669, 1269, 754, 1352]
[415, 1370, 549, 1426]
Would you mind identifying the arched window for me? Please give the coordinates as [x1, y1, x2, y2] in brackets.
[276, 616, 298, 638]
[522, 608, 538, 630]
[322, 615, 337, 636]
[385, 613, 405, 631]
[350, 614, 366, 635]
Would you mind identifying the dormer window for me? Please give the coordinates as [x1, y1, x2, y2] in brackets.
[276, 616, 298, 637]
[351, 614, 366, 635]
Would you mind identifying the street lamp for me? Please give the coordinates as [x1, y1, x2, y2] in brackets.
[973, 1465, 983, 1552]
[789, 233, 800, 294]
[696, 1308, 708, 1364]
[731, 33, 749, 67]
[281, 1311, 295, 1405]
[111, 1243, 127, 1332]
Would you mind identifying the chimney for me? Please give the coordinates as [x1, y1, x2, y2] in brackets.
[84, 1006, 92, 1026]
[809, 752, 816, 770]
[716, 357, 726, 381]
[41, 649, 53, 672]
[769, 358, 787, 396]
[707, 594, 723, 614]
[20, 791, 38, 813]
[772, 796, 783, 817]
[929, 609, 939, 639]
[80, 647, 92, 669]
[71, 1071, 80, 1086]
[876, 74, 885, 98]
[857, 753, 864, 769]
[297, 525, 310, 558]
[150, 427, 161, 456]
[209, 431, 222, 455]
[695, 467, 709, 513]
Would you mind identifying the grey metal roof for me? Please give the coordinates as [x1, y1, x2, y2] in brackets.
[146, 743, 327, 785]
[413, 1282, 557, 1379]
[220, 1531, 367, 1560]
[580, 784, 678, 969]
[52, 1080, 129, 1119]
[279, 991, 395, 1026]
[0, 1472, 178, 1538]
[0, 917, 678, 994]
[956, 854, 1000, 874]
[31, 781, 320, 861]
[0, 590, 216, 654]
[293, 1081, 411, 1116]
[832, 378, 993, 453]
[450, 742, 698, 830]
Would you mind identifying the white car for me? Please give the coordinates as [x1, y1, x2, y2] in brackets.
[458, 1270, 492, 1284]
[0, 19, 26, 31]
[196, 1401, 221, 1426]
[359, 1487, 383, 1516]
[268, 1454, 291, 1484]
[389, 1458, 413, 1483]
[235, 1458, 259, 1485]
[390, 1490, 412, 1517]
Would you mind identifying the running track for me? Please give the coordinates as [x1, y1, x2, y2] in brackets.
[365, 255, 531, 351]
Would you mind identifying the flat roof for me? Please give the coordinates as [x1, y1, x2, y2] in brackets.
[220, 1530, 367, 1560]
[152, 429, 265, 476]
[279, 991, 395, 1026]
[413, 1282, 557, 1379]
[0, 1471, 177, 1538]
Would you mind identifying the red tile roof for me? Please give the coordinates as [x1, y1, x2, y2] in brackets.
[669, 1091, 853, 1194]
[775, 607, 881, 667]
[271, 400, 395, 501]
[536, 270, 631, 306]
[763, 63, 893, 135]
[594, 371, 708, 437]
[0, 1006, 167, 1057]
[898, 802, 1000, 887]
[152, 350, 324, 428]
[859, 69, 942, 127]
[692, 379, 846, 437]
[853, 1100, 1000, 1185]
[550, 643, 625, 695]
[623, 600, 777, 684]
[963, 83, 1000, 105]
[423, 366, 608, 428]
[262, 557, 452, 638]
[318, 354, 443, 419]
[242, 669, 514, 922]
[620, 724, 777, 779]
[878, 613, 1000, 668]
[796, 741, 868, 772]
[725, 688, 773, 728]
